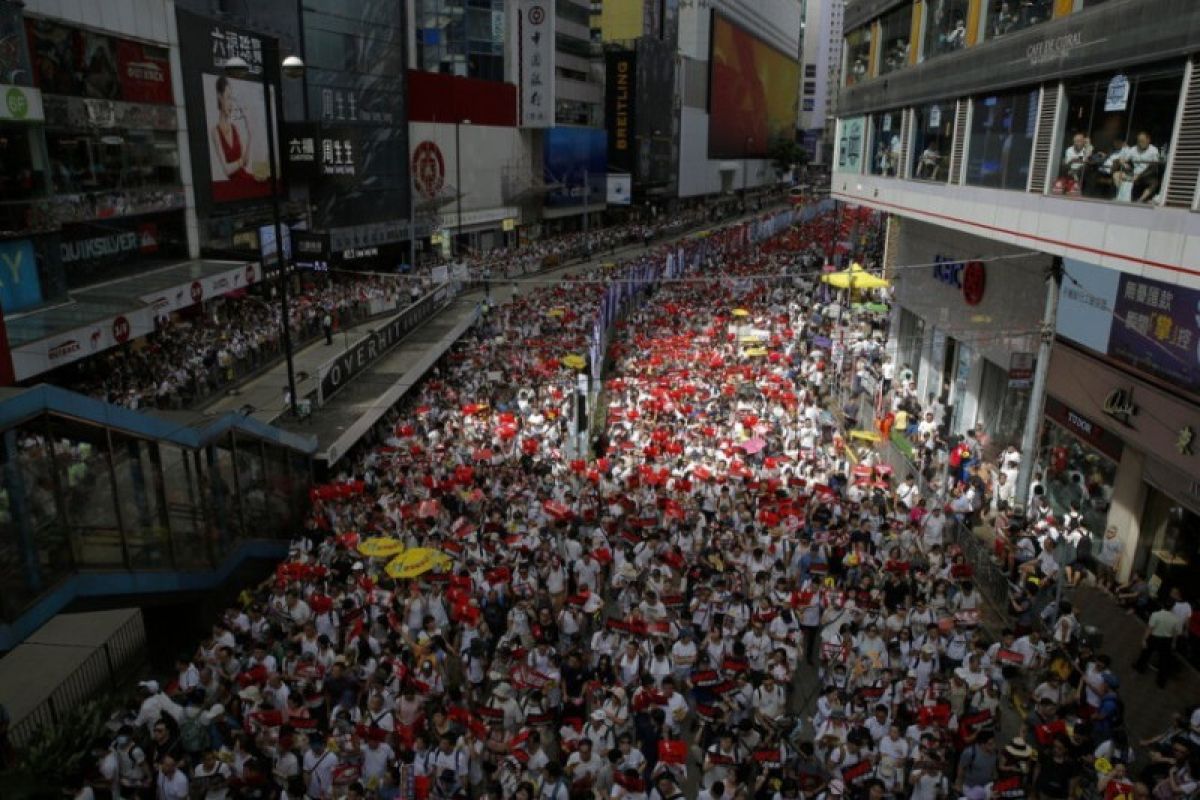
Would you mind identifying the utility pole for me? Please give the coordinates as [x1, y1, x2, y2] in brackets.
[1014, 256, 1064, 517]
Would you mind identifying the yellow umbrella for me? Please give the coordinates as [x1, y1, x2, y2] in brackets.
[561, 354, 586, 370]
[386, 548, 453, 579]
[849, 429, 883, 442]
[358, 537, 406, 558]
[547, 307, 566, 318]
[821, 262, 890, 291]
[731, 308, 750, 318]
[744, 347, 768, 357]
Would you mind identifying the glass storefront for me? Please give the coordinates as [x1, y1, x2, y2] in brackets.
[1052, 60, 1182, 203]
[965, 87, 1039, 191]
[923, 0, 970, 59]
[912, 101, 955, 182]
[1136, 488, 1200, 599]
[844, 27, 873, 87]
[1039, 398, 1121, 536]
[986, 0, 1054, 40]
[869, 110, 903, 177]
[878, 5, 913, 75]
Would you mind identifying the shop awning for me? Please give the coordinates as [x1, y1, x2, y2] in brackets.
[5, 258, 256, 382]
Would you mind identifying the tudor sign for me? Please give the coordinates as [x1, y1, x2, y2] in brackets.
[932, 255, 986, 306]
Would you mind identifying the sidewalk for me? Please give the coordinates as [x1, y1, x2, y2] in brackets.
[1072, 585, 1200, 738]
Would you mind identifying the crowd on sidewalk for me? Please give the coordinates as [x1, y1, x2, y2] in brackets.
[62, 204, 1200, 800]
[49, 198, 774, 414]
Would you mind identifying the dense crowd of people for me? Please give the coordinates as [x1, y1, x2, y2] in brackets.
[61, 277, 409, 411]
[58, 204, 1199, 800]
[55, 198, 773, 413]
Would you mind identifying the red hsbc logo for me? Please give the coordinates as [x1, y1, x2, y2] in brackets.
[112, 315, 131, 343]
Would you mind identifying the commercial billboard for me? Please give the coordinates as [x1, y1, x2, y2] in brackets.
[707, 14, 800, 158]
[605, 50, 636, 174]
[543, 127, 606, 208]
[0, 239, 43, 313]
[408, 122, 528, 222]
[176, 10, 281, 210]
[1058, 258, 1200, 398]
[304, 2, 410, 230]
[25, 18, 173, 104]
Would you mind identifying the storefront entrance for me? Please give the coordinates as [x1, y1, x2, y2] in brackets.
[1136, 487, 1200, 599]
[1040, 397, 1122, 536]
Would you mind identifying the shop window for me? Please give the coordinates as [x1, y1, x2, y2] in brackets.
[1136, 491, 1199, 600]
[46, 130, 179, 194]
[844, 26, 872, 87]
[986, 0, 1053, 39]
[0, 126, 48, 201]
[911, 101, 955, 182]
[923, 0, 970, 59]
[878, 5, 912, 76]
[1050, 61, 1183, 204]
[1039, 416, 1118, 538]
[869, 110, 903, 177]
[965, 87, 1039, 191]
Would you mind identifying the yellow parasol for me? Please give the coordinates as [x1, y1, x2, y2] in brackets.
[357, 537, 405, 558]
[849, 429, 883, 442]
[386, 548, 453, 579]
[820, 262, 890, 291]
[547, 307, 566, 318]
[744, 347, 768, 357]
[731, 308, 750, 318]
[561, 354, 586, 370]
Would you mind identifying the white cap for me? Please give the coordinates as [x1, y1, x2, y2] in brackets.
[138, 680, 160, 693]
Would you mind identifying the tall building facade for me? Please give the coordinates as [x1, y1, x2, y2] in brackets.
[798, 0, 843, 164]
[831, 0, 1200, 593]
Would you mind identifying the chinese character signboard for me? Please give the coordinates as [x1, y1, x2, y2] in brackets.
[1058, 257, 1200, 398]
[176, 9, 281, 210]
[519, 0, 555, 128]
[1108, 273, 1200, 394]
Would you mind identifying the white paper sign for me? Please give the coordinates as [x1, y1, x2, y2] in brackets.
[1105, 74, 1129, 112]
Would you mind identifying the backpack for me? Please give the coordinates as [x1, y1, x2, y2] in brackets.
[179, 714, 208, 754]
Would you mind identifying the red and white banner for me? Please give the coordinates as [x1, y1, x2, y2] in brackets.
[12, 306, 156, 381]
[139, 262, 260, 316]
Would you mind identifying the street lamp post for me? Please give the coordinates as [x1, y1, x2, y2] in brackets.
[455, 117, 471, 258]
[224, 52, 305, 418]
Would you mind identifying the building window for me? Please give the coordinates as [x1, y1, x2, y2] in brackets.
[805, 64, 817, 78]
[965, 87, 1039, 191]
[803, 99, 815, 111]
[922, 0, 969, 59]
[804, 81, 817, 95]
[986, 0, 1053, 40]
[844, 27, 872, 87]
[1051, 60, 1183, 203]
[45, 130, 179, 195]
[869, 111, 902, 176]
[878, 5, 912, 75]
[911, 101, 955, 182]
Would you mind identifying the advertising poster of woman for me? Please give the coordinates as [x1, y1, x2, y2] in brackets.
[202, 72, 278, 202]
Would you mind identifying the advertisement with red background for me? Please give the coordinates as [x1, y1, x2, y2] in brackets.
[25, 18, 172, 104]
[114, 39, 172, 104]
[707, 14, 800, 158]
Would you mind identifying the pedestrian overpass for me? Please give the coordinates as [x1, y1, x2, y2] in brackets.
[0, 384, 317, 651]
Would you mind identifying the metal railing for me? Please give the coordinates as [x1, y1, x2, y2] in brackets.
[7, 610, 147, 748]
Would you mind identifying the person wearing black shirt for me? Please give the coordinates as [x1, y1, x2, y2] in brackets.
[1033, 736, 1079, 800]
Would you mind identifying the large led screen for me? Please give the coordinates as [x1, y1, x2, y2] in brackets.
[708, 15, 800, 158]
